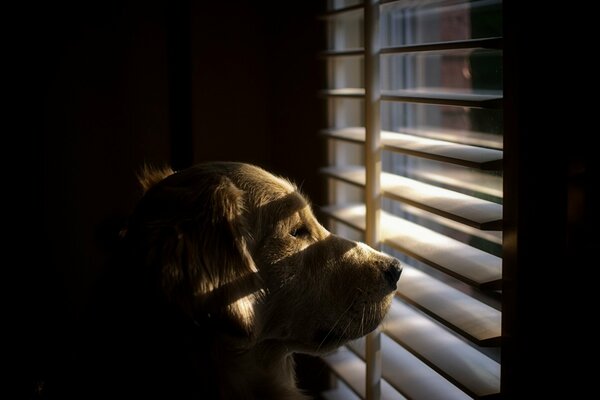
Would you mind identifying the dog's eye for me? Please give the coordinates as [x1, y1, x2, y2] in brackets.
[290, 226, 310, 238]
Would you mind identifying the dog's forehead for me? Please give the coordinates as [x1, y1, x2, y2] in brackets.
[257, 171, 296, 194]
[234, 164, 310, 218]
[237, 164, 297, 197]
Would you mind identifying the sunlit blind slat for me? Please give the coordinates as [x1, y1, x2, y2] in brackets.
[323, 348, 407, 400]
[321, 127, 503, 169]
[320, 166, 502, 229]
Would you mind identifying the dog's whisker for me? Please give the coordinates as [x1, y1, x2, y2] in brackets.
[370, 304, 379, 329]
[316, 298, 357, 353]
[360, 305, 366, 336]
[331, 317, 354, 350]
[336, 318, 354, 348]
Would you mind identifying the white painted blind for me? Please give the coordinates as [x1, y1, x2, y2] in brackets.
[319, 0, 503, 398]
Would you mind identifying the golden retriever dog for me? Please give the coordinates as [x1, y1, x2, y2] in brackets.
[65, 162, 401, 399]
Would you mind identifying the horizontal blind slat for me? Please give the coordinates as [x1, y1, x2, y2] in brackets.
[322, 348, 365, 398]
[322, 347, 406, 400]
[321, 127, 503, 168]
[320, 165, 503, 229]
[321, 380, 361, 400]
[397, 126, 503, 150]
[398, 264, 501, 345]
[321, 37, 503, 58]
[320, 89, 503, 108]
[320, 49, 364, 58]
[323, 126, 503, 151]
[348, 336, 472, 400]
[321, 204, 502, 289]
[382, 89, 503, 108]
[320, 88, 365, 98]
[413, 169, 503, 201]
[380, 37, 503, 53]
[394, 203, 503, 246]
[382, 131, 502, 168]
[384, 299, 501, 398]
[383, 213, 501, 289]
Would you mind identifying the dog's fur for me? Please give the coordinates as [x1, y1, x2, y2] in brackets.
[66, 162, 401, 399]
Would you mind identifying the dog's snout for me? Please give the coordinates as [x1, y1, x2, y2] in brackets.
[383, 259, 402, 290]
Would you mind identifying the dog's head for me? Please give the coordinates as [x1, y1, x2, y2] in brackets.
[126, 162, 401, 354]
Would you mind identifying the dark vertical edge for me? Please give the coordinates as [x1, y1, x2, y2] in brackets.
[502, 1, 591, 396]
[500, 0, 519, 395]
[166, 0, 193, 170]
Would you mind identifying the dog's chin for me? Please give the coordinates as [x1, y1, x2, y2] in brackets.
[304, 323, 376, 355]
[304, 299, 394, 355]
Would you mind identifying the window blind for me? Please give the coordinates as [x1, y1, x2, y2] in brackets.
[319, 0, 503, 398]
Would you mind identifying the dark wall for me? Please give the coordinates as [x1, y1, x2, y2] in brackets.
[17, 0, 324, 396]
[189, 2, 327, 194]
[502, 4, 593, 397]
[39, 0, 173, 327]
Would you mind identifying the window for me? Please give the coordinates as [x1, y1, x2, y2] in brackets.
[319, 0, 503, 398]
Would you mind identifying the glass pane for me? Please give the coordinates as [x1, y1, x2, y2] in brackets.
[327, 57, 364, 89]
[326, 11, 363, 50]
[381, 49, 502, 93]
[381, 0, 502, 47]
[381, 102, 502, 149]
[332, 140, 365, 167]
[328, 98, 364, 128]
[327, 0, 362, 11]
[331, 179, 364, 205]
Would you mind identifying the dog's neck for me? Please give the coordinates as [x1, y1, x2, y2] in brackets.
[195, 324, 309, 400]
[224, 341, 304, 399]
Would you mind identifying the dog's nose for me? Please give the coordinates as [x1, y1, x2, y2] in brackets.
[383, 259, 402, 290]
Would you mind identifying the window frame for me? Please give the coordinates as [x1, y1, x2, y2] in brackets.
[320, 1, 505, 398]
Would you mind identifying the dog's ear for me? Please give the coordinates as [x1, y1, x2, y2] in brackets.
[137, 164, 175, 194]
[160, 175, 260, 337]
[206, 176, 260, 335]
[120, 165, 175, 238]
